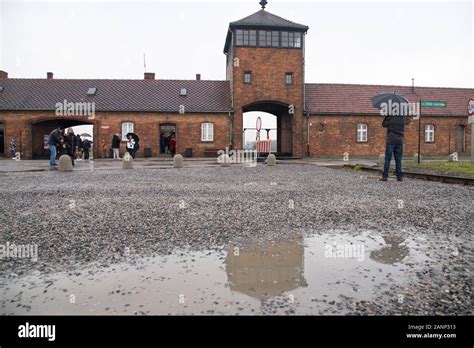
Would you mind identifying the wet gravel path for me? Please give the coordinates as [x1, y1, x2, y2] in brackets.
[0, 164, 472, 315]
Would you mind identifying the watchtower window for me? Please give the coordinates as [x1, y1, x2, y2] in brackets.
[236, 29, 256, 46]
[237, 29, 302, 49]
[282, 32, 302, 48]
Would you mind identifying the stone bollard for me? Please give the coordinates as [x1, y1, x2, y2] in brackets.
[413, 153, 422, 163]
[173, 154, 184, 168]
[58, 155, 73, 171]
[266, 153, 276, 166]
[122, 152, 133, 169]
[448, 152, 458, 162]
[378, 154, 385, 166]
[219, 154, 230, 167]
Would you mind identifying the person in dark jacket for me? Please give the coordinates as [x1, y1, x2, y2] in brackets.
[112, 133, 121, 160]
[160, 133, 166, 154]
[47, 126, 64, 166]
[75, 134, 83, 159]
[381, 115, 411, 181]
[82, 138, 91, 160]
[64, 128, 77, 165]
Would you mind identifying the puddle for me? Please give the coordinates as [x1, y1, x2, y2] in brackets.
[0, 231, 430, 315]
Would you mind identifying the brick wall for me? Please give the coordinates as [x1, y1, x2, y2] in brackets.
[309, 114, 471, 157]
[0, 111, 230, 159]
[229, 46, 306, 156]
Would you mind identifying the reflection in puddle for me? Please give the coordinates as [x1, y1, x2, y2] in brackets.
[0, 231, 429, 315]
[226, 237, 307, 300]
[370, 235, 410, 264]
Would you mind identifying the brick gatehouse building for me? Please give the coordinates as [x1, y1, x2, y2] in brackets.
[0, 5, 472, 159]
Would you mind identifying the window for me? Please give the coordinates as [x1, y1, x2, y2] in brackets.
[122, 122, 134, 141]
[425, 125, 435, 143]
[236, 29, 256, 46]
[258, 31, 266, 46]
[87, 87, 97, 96]
[180, 88, 187, 96]
[281, 32, 289, 47]
[201, 123, 214, 142]
[285, 73, 293, 85]
[249, 30, 257, 46]
[271, 31, 279, 47]
[294, 32, 302, 48]
[281, 31, 302, 48]
[236, 29, 243, 46]
[244, 71, 252, 84]
[357, 124, 368, 142]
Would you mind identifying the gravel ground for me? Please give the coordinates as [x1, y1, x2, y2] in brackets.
[0, 164, 472, 315]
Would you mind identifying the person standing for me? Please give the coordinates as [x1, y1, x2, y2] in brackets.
[9, 138, 17, 159]
[75, 134, 83, 160]
[168, 134, 176, 157]
[160, 133, 166, 154]
[126, 135, 136, 158]
[380, 115, 411, 182]
[112, 133, 121, 160]
[82, 138, 91, 160]
[47, 126, 64, 166]
[64, 128, 77, 166]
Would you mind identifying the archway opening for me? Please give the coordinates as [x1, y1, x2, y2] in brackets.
[242, 101, 293, 156]
[31, 119, 94, 159]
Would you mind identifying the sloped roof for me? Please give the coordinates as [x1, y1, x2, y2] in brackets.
[224, 9, 308, 53]
[0, 79, 232, 113]
[306, 83, 474, 116]
[229, 9, 308, 30]
[0, 78, 471, 116]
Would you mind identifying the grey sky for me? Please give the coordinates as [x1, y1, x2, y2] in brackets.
[1, 0, 472, 140]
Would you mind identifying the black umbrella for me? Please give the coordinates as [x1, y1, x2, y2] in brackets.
[126, 132, 140, 143]
[371, 92, 409, 109]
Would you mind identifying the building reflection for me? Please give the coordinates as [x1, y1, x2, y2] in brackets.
[369, 235, 409, 264]
[225, 236, 307, 300]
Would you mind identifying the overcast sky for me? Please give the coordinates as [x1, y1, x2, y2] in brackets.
[1, 0, 472, 140]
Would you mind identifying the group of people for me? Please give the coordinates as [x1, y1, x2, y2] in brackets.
[48, 126, 91, 166]
[160, 133, 176, 156]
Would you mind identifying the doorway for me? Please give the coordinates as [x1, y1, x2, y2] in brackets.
[456, 125, 465, 153]
[159, 123, 176, 154]
[0, 123, 4, 154]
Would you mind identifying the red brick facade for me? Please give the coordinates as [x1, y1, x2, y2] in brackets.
[309, 115, 471, 157]
[0, 111, 229, 158]
[0, 8, 472, 159]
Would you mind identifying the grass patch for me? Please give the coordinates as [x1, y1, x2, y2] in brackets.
[409, 161, 474, 177]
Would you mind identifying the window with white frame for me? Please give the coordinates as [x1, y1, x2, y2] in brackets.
[201, 123, 214, 142]
[425, 125, 435, 142]
[357, 124, 368, 142]
[121, 122, 134, 141]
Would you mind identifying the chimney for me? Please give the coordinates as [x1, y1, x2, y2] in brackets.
[144, 72, 155, 80]
[47, 72, 54, 79]
[0, 70, 8, 79]
[411, 78, 415, 93]
[196, 74, 201, 81]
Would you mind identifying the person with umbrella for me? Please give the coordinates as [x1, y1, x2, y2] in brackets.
[372, 92, 412, 182]
[126, 132, 139, 158]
